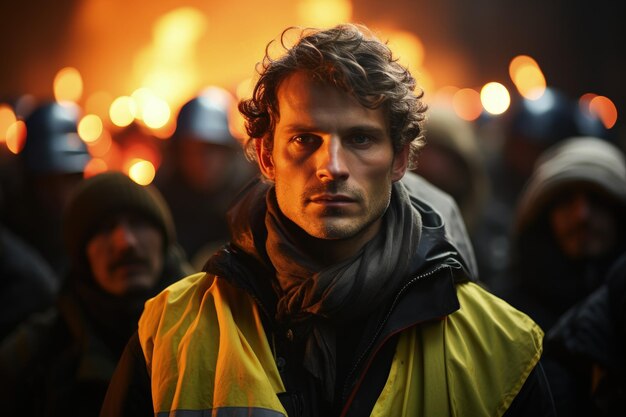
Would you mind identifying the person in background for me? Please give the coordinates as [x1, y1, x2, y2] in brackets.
[489, 88, 608, 209]
[479, 89, 609, 293]
[0, 182, 59, 341]
[542, 251, 626, 416]
[5, 101, 91, 278]
[101, 24, 553, 417]
[502, 136, 626, 330]
[412, 108, 506, 290]
[155, 87, 257, 269]
[0, 171, 192, 417]
[413, 107, 489, 235]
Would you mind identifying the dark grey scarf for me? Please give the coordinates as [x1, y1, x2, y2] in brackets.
[265, 181, 422, 399]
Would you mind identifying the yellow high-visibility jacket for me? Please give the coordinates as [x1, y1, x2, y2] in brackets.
[138, 270, 543, 417]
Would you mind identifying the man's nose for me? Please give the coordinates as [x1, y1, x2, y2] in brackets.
[110, 220, 139, 249]
[569, 192, 592, 220]
[316, 137, 349, 183]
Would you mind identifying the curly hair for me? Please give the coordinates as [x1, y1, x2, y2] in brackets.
[238, 23, 427, 169]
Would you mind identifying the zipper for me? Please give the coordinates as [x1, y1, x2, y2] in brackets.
[340, 262, 452, 408]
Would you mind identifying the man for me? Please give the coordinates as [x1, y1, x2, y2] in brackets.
[0, 221, 58, 341]
[542, 251, 626, 417]
[7, 101, 91, 278]
[0, 171, 192, 417]
[479, 89, 608, 299]
[101, 24, 553, 416]
[503, 136, 626, 331]
[410, 108, 505, 294]
[412, 107, 489, 235]
[154, 87, 257, 268]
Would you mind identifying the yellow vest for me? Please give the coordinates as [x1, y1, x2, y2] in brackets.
[139, 273, 543, 417]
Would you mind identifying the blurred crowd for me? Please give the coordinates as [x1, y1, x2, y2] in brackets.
[0, 83, 624, 416]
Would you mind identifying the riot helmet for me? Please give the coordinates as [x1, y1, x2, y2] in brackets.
[22, 101, 90, 174]
[507, 88, 608, 147]
[173, 87, 238, 147]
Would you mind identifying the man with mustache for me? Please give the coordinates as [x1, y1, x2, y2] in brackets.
[503, 136, 626, 331]
[0, 171, 192, 417]
[101, 24, 554, 416]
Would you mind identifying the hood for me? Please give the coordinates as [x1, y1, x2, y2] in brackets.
[400, 171, 478, 280]
[418, 107, 490, 232]
[515, 136, 626, 234]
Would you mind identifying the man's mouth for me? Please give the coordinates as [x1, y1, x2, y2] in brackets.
[109, 258, 149, 273]
[309, 194, 355, 206]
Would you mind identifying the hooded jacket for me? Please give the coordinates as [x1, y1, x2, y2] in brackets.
[504, 137, 626, 330]
[101, 173, 553, 417]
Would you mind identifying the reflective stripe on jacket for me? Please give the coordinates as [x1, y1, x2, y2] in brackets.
[138, 272, 543, 417]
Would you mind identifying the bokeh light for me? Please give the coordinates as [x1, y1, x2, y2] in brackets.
[109, 96, 136, 127]
[509, 55, 546, 100]
[78, 114, 103, 143]
[53, 67, 83, 103]
[0, 104, 17, 143]
[131, 88, 153, 121]
[509, 55, 538, 78]
[1, 5, 621, 169]
[579, 93, 597, 107]
[578, 93, 597, 119]
[142, 96, 170, 129]
[452, 88, 482, 121]
[131, 87, 172, 128]
[481, 82, 510, 115]
[589, 95, 618, 129]
[6, 120, 27, 154]
[84, 158, 108, 178]
[128, 159, 156, 185]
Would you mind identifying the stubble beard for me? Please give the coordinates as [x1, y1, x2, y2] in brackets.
[301, 184, 392, 241]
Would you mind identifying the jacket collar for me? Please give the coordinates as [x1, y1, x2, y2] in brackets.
[206, 174, 470, 324]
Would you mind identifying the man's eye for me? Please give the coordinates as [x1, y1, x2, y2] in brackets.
[292, 134, 318, 145]
[95, 218, 117, 235]
[350, 135, 373, 146]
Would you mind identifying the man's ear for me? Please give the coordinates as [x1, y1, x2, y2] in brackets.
[391, 143, 410, 182]
[255, 138, 275, 180]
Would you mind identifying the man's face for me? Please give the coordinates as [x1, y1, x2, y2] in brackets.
[549, 188, 619, 260]
[178, 140, 234, 194]
[86, 213, 164, 296]
[258, 71, 408, 246]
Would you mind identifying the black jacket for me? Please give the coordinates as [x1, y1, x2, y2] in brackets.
[0, 244, 191, 417]
[0, 293, 123, 417]
[543, 252, 626, 417]
[0, 224, 59, 341]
